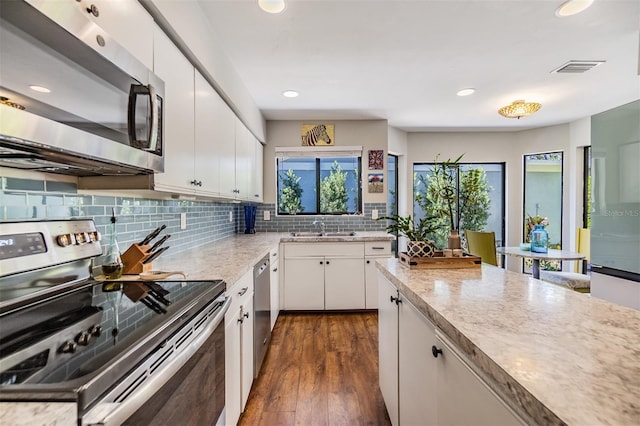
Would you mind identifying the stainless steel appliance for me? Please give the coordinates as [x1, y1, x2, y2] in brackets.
[0, 0, 164, 176]
[253, 254, 271, 377]
[0, 220, 229, 425]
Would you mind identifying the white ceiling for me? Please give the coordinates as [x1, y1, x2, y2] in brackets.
[198, 0, 640, 132]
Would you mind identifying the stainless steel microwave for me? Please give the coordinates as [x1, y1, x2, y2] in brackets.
[0, 0, 164, 176]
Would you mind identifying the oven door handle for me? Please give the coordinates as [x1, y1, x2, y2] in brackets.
[82, 295, 230, 426]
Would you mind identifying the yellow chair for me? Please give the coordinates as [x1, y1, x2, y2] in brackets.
[539, 228, 590, 293]
[465, 230, 498, 266]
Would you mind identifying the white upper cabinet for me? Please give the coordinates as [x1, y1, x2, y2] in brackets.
[152, 26, 196, 195]
[234, 118, 252, 200]
[252, 138, 264, 203]
[194, 71, 222, 197]
[79, 0, 154, 69]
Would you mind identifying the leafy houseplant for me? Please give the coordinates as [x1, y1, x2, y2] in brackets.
[379, 214, 440, 257]
[414, 154, 491, 248]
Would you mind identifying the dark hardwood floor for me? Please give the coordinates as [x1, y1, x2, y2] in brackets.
[238, 312, 391, 426]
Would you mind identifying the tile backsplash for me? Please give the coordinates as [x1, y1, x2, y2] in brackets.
[0, 176, 240, 263]
[1, 175, 388, 263]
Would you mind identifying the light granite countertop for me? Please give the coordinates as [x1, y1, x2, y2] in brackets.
[152, 231, 394, 285]
[376, 258, 640, 426]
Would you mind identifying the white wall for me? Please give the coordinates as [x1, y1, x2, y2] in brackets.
[263, 120, 389, 205]
[405, 123, 591, 273]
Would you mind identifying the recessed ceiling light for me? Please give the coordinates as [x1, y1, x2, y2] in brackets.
[258, 0, 286, 14]
[283, 90, 299, 98]
[29, 85, 51, 93]
[456, 88, 475, 97]
[555, 0, 594, 17]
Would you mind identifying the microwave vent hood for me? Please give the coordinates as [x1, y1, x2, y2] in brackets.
[0, 106, 157, 177]
[0, 0, 164, 177]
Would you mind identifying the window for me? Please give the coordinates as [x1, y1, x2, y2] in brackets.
[388, 154, 399, 255]
[413, 162, 505, 250]
[276, 148, 362, 215]
[523, 151, 563, 272]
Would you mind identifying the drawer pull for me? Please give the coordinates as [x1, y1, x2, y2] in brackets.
[272, 267, 278, 272]
[371, 247, 385, 250]
[238, 287, 248, 296]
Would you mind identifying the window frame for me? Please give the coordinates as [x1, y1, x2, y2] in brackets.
[275, 148, 363, 216]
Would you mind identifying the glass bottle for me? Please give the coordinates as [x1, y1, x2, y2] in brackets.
[530, 225, 549, 253]
[102, 208, 123, 279]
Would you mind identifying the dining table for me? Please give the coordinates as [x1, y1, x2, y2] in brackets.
[496, 247, 586, 279]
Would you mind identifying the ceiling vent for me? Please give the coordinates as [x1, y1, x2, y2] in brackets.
[551, 60, 605, 74]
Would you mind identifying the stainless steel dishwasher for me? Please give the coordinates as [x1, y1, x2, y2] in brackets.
[253, 254, 271, 377]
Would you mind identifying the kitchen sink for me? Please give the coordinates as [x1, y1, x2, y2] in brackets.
[290, 232, 324, 237]
[289, 231, 357, 237]
[323, 231, 357, 237]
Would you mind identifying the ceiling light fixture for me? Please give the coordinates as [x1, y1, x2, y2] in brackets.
[29, 85, 51, 93]
[283, 90, 299, 98]
[258, 0, 286, 14]
[498, 100, 542, 119]
[0, 96, 25, 110]
[456, 88, 475, 97]
[555, 0, 594, 17]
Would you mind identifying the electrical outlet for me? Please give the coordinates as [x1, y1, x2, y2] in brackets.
[229, 211, 233, 222]
[264, 210, 270, 221]
[180, 213, 187, 230]
[372, 209, 379, 220]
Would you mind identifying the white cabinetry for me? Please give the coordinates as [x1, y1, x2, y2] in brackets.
[80, 0, 154, 69]
[252, 140, 264, 202]
[283, 243, 365, 310]
[234, 119, 252, 200]
[284, 257, 325, 310]
[152, 27, 195, 195]
[435, 331, 522, 426]
[270, 246, 280, 330]
[225, 271, 254, 426]
[378, 275, 399, 426]
[193, 71, 227, 196]
[364, 241, 392, 309]
[378, 273, 523, 426]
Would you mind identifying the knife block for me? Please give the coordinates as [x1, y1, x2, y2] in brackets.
[121, 243, 153, 275]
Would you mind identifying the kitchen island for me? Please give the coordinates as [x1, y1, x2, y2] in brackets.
[376, 258, 640, 425]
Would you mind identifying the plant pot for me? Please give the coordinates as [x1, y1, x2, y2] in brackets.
[407, 240, 436, 258]
[448, 229, 461, 249]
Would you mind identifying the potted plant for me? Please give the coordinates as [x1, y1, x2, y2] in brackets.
[414, 154, 491, 249]
[379, 214, 440, 257]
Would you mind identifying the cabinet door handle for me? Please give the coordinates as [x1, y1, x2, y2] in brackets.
[432, 345, 443, 358]
[243, 312, 250, 319]
[238, 287, 248, 296]
[320, 261, 324, 265]
[326, 261, 330, 265]
[390, 295, 402, 305]
[366, 260, 371, 264]
[272, 267, 278, 272]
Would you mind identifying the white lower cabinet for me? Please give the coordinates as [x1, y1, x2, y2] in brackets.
[324, 257, 365, 309]
[378, 272, 523, 426]
[284, 258, 325, 310]
[225, 271, 254, 426]
[270, 246, 280, 330]
[283, 242, 366, 310]
[378, 275, 399, 426]
[364, 241, 392, 309]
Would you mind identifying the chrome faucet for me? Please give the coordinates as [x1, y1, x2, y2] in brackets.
[313, 219, 326, 235]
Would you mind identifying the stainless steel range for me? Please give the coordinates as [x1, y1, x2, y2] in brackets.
[0, 219, 229, 425]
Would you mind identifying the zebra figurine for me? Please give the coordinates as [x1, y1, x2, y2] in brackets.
[301, 124, 332, 146]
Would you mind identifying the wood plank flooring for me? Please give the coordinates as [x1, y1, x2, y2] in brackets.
[238, 312, 391, 426]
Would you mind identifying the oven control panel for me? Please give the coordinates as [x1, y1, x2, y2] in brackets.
[0, 220, 103, 278]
